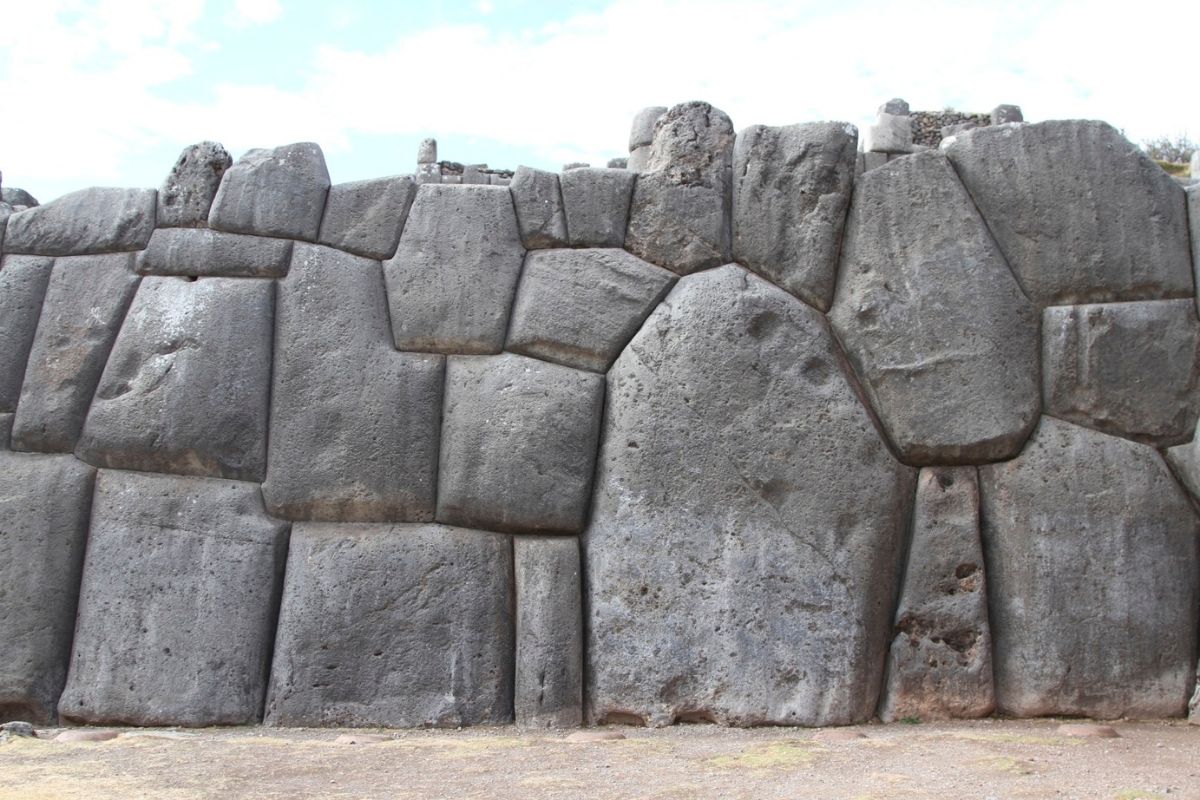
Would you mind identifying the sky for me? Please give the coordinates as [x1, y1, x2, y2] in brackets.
[1, 0, 1197, 203]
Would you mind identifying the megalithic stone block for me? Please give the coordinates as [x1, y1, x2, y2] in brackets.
[156, 141, 233, 228]
[317, 175, 417, 260]
[2, 188, 156, 256]
[208, 142, 331, 241]
[138, 227, 293, 278]
[628, 106, 667, 152]
[0, 255, 53, 411]
[509, 167, 568, 250]
[868, 112, 913, 153]
[560, 167, 635, 248]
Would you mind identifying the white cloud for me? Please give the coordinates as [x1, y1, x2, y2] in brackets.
[227, 0, 282, 28]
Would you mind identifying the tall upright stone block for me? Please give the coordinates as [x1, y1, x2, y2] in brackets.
[208, 142, 331, 241]
[560, 167, 635, 248]
[510, 167, 569, 250]
[515, 536, 583, 728]
[0, 255, 53, 411]
[156, 141, 233, 228]
[2, 187, 156, 256]
[317, 175, 417, 260]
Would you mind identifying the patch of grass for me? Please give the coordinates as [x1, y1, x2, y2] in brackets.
[1155, 160, 1190, 177]
[979, 755, 1037, 775]
[899, 716, 921, 725]
[706, 740, 817, 770]
[1114, 791, 1166, 800]
[954, 732, 1080, 746]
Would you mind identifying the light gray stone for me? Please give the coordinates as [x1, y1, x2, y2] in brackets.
[732, 121, 858, 311]
[863, 151, 887, 172]
[263, 243, 443, 522]
[991, 104, 1023, 124]
[317, 175, 416, 260]
[264, 523, 513, 728]
[978, 417, 1199, 718]
[830, 151, 1040, 465]
[944, 121, 1192, 305]
[510, 167, 568, 249]
[0, 412, 11, 446]
[2, 188, 155, 256]
[505, 248, 675, 373]
[1165, 431, 1200, 501]
[59, 470, 289, 726]
[0, 452, 94, 724]
[416, 163, 441, 185]
[515, 536, 582, 728]
[562, 162, 589, 171]
[868, 113, 913, 153]
[586, 264, 916, 727]
[627, 146, 650, 173]
[156, 141, 232, 228]
[1, 188, 38, 208]
[629, 106, 667, 150]
[941, 122, 978, 138]
[384, 184, 525, 353]
[138, 227, 293, 278]
[1191, 664, 1199, 723]
[463, 165, 488, 185]
[208, 142, 330, 241]
[417, 138, 437, 165]
[879, 467, 994, 722]
[1188, 185, 1200, 298]
[437, 353, 604, 535]
[560, 168, 635, 248]
[1042, 299, 1200, 447]
[607, 157, 628, 169]
[879, 98, 910, 116]
[75, 277, 273, 481]
[0, 256, 53, 411]
[10, 254, 139, 453]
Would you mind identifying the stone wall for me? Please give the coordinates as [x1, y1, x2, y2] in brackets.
[2, 101, 1199, 730]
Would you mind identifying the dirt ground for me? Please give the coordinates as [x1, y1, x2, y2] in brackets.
[1, 718, 1197, 800]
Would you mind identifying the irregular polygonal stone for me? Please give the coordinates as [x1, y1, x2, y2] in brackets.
[510, 167, 568, 249]
[869, 113, 913, 153]
[1042, 299, 1200, 447]
[417, 138, 437, 164]
[625, 101, 734, 275]
[0, 412, 11, 445]
[1191, 666, 1199, 723]
[732, 122, 858, 311]
[0, 256, 53, 411]
[437, 353, 604, 534]
[629, 106, 667, 151]
[607, 157, 628, 169]
[515, 536, 583, 728]
[2, 188, 156, 256]
[1165, 431, 1200, 501]
[59, 470, 289, 726]
[263, 243, 443, 522]
[10, 254, 139, 453]
[156, 141, 233, 228]
[138, 227, 293, 278]
[560, 167, 635, 247]
[384, 184, 525, 353]
[879, 98, 910, 116]
[317, 175, 417, 260]
[264, 523, 513, 728]
[627, 147, 650, 173]
[879, 467, 994, 722]
[0, 452, 95, 724]
[979, 417, 1199, 718]
[586, 264, 916, 727]
[1, 187, 38, 208]
[943, 121, 1192, 305]
[208, 142, 330, 241]
[1188, 185, 1200, 297]
[76, 277, 273, 481]
[991, 104, 1023, 124]
[505, 248, 675, 373]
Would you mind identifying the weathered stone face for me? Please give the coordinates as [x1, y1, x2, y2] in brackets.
[2, 187, 156, 256]
[316, 175, 417, 260]
[510, 167, 569, 249]
[0, 255, 53, 411]
[138, 227, 293, 278]
[208, 142, 331, 241]
[156, 141, 233, 228]
[560, 167, 635, 248]
[514, 536, 583, 728]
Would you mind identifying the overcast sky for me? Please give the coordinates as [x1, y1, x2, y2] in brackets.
[2, 0, 1196, 203]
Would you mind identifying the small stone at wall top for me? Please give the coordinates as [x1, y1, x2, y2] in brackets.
[878, 98, 910, 116]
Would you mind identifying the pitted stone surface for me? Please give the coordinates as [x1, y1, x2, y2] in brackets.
[943, 121, 1192, 305]
[505, 248, 675, 373]
[0, 452, 94, 724]
[264, 523, 513, 728]
[978, 417, 1199, 719]
[208, 142, 330, 241]
[2, 188, 156, 256]
[317, 175, 417, 260]
[515, 536, 583, 728]
[437, 353, 604, 535]
[385, 184, 525, 353]
[138, 227, 293, 278]
[830, 151, 1039, 465]
[0, 256, 54, 411]
[264, 243, 443, 522]
[560, 167, 635, 248]
[1041, 299, 1200, 447]
[586, 264, 916, 727]
[1188, 185, 1200, 302]
[76, 276, 273, 481]
[879, 467, 994, 722]
[10, 254, 139, 453]
[509, 167, 568, 249]
[1, 188, 38, 208]
[156, 141, 232, 228]
[732, 121, 858, 311]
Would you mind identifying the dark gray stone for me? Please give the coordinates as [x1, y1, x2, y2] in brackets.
[732, 121, 858, 311]
[1188, 186, 1200, 300]
[560, 168, 635, 247]
[979, 416, 1199, 718]
[505, 248, 675, 373]
[437, 353, 604, 535]
[1, 721, 36, 737]
[317, 175, 417, 260]
[10, 254, 139, 453]
[607, 158, 628, 169]
[0, 256, 53, 411]
[1165, 432, 1200, 502]
[263, 243, 443, 522]
[59, 470, 289, 726]
[264, 523, 513, 728]
[208, 142, 330, 241]
[1042, 299, 1200, 447]
[943, 121, 1192, 305]
[629, 106, 667, 150]
[2, 188, 155, 256]
[156, 141, 232, 228]
[510, 167, 568, 249]
[0, 412, 11, 446]
[76, 277, 273, 481]
[138, 227, 293, 278]
[515, 535, 582, 728]
[1, 188, 38, 208]
[991, 104, 1023, 124]
[0, 452, 94, 724]
[384, 184, 525, 353]
[879, 467, 994, 722]
[879, 98, 910, 116]
[586, 264, 916, 727]
[863, 151, 888, 172]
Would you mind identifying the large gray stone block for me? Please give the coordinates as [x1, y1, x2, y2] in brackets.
[384, 184, 525, 353]
[138, 227, 293, 278]
[560, 167, 635, 247]
[830, 151, 1040, 465]
[944, 121, 1192, 305]
[437, 353, 604, 534]
[868, 112, 913, 153]
[628, 106, 667, 151]
[10, 254, 140, 453]
[0, 255, 53, 411]
[208, 142, 331, 241]
[264, 523, 513, 728]
[510, 167, 568, 250]
[1, 187, 38, 208]
[505, 248, 675, 373]
[263, 243, 443, 522]
[76, 277, 273, 481]
[0, 452, 95, 724]
[316, 175, 417, 260]
[1042, 299, 1200, 447]
[59, 470, 288, 726]
[2, 187, 156, 256]
[1188, 185, 1200, 302]
[156, 141, 232, 228]
[515, 536, 582, 728]
[979, 417, 1199, 718]
[732, 121, 858, 311]
[586, 264, 916, 727]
